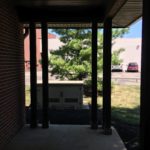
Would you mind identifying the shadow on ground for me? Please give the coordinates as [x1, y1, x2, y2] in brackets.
[111, 106, 140, 150]
[25, 106, 140, 150]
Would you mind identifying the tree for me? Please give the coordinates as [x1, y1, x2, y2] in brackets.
[49, 29, 92, 80]
[49, 28, 128, 93]
[112, 48, 125, 65]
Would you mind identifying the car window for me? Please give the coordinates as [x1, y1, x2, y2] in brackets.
[129, 63, 138, 66]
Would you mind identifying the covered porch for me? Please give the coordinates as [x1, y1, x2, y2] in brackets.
[1, 0, 149, 150]
[14, 0, 143, 149]
[19, 0, 142, 132]
[5, 125, 126, 150]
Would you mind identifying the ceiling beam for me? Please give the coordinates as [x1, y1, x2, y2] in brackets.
[16, 5, 105, 22]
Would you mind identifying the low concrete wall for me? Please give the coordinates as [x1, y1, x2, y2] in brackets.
[26, 107, 102, 125]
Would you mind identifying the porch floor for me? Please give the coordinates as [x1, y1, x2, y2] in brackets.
[5, 125, 126, 150]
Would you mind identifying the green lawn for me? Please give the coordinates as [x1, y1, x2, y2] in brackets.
[25, 84, 140, 124]
[111, 84, 140, 125]
[83, 84, 140, 124]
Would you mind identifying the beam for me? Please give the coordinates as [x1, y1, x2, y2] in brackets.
[91, 19, 98, 129]
[41, 22, 49, 128]
[29, 22, 37, 128]
[102, 18, 112, 135]
[140, 0, 150, 149]
[16, 6, 104, 23]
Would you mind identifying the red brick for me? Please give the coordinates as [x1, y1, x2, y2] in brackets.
[0, 0, 25, 149]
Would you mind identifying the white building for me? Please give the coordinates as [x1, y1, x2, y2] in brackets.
[40, 36, 64, 53]
[112, 38, 142, 71]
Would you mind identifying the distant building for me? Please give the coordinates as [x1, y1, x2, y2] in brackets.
[24, 29, 63, 71]
[112, 38, 142, 71]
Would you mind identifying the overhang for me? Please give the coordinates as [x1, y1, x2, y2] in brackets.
[108, 0, 142, 27]
[15, 0, 142, 28]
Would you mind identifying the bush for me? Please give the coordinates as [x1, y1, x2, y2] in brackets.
[83, 77, 103, 97]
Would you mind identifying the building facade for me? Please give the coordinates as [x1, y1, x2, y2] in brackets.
[0, 0, 24, 149]
[24, 29, 62, 71]
[112, 38, 142, 71]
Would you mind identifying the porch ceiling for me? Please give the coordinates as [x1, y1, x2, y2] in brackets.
[16, 0, 106, 7]
[111, 0, 142, 27]
[16, 0, 142, 28]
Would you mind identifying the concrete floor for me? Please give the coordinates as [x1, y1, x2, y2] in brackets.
[5, 125, 126, 150]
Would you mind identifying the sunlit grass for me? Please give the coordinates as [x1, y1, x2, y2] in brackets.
[25, 85, 30, 106]
[111, 84, 140, 124]
[83, 84, 140, 124]
[111, 84, 140, 109]
[83, 84, 140, 109]
[83, 96, 102, 106]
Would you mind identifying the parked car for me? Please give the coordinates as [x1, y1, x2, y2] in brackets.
[127, 62, 138, 72]
[111, 64, 123, 72]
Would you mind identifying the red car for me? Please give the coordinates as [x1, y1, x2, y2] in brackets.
[127, 62, 138, 72]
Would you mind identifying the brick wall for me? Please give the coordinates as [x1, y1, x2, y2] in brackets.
[0, 0, 25, 149]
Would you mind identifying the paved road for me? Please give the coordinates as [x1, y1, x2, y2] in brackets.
[112, 72, 140, 78]
[25, 71, 141, 85]
[111, 72, 140, 85]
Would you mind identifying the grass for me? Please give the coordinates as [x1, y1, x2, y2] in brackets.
[111, 84, 140, 109]
[83, 84, 140, 124]
[111, 84, 140, 125]
[25, 85, 30, 106]
[25, 84, 140, 124]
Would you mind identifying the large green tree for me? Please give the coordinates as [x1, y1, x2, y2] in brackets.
[49, 28, 128, 81]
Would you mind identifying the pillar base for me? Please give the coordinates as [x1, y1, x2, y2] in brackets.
[103, 127, 112, 135]
[42, 122, 49, 129]
[30, 122, 37, 128]
[91, 122, 98, 129]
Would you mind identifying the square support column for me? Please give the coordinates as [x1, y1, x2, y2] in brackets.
[91, 19, 98, 129]
[102, 18, 112, 135]
[29, 22, 37, 128]
[140, 0, 150, 148]
[41, 22, 49, 128]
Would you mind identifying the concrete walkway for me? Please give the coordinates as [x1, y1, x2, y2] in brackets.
[5, 125, 126, 150]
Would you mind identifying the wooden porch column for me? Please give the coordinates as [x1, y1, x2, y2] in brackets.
[91, 19, 98, 129]
[29, 22, 37, 128]
[140, 0, 150, 148]
[41, 22, 49, 128]
[102, 18, 112, 135]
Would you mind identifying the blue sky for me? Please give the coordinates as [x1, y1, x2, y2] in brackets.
[123, 18, 142, 38]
